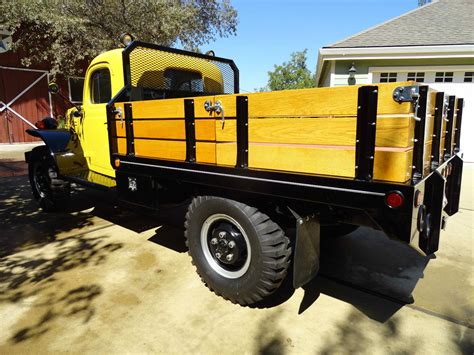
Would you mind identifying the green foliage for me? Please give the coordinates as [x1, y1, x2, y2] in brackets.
[262, 49, 316, 91]
[0, 0, 237, 76]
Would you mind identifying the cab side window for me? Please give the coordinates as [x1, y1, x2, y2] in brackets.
[90, 69, 111, 103]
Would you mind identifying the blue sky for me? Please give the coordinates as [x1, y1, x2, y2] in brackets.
[205, 0, 417, 92]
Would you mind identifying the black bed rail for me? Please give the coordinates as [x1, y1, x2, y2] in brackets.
[411, 86, 429, 183]
[443, 95, 456, 160]
[453, 98, 464, 154]
[355, 86, 379, 181]
[430, 92, 446, 170]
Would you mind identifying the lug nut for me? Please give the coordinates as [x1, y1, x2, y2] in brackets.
[228, 241, 235, 249]
[210, 238, 218, 245]
[226, 254, 234, 261]
[215, 252, 222, 259]
[218, 231, 226, 239]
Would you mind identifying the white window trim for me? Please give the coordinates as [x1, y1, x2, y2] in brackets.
[369, 65, 474, 84]
[68, 76, 85, 103]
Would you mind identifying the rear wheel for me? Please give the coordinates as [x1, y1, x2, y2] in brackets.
[28, 147, 70, 212]
[185, 196, 291, 305]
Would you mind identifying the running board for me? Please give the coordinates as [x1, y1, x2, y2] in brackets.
[63, 170, 116, 189]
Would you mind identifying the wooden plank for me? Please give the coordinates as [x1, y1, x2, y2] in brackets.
[129, 138, 215, 164]
[195, 120, 216, 141]
[216, 143, 412, 183]
[215, 81, 415, 119]
[196, 142, 216, 163]
[117, 137, 126, 155]
[135, 120, 184, 140]
[131, 96, 214, 119]
[216, 115, 415, 148]
[427, 88, 439, 117]
[134, 139, 186, 160]
[115, 119, 214, 141]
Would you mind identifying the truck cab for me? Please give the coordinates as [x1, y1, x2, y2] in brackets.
[67, 45, 228, 179]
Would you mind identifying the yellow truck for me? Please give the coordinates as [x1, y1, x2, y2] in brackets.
[25, 39, 465, 306]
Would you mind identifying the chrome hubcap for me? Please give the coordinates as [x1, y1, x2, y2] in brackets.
[200, 214, 251, 279]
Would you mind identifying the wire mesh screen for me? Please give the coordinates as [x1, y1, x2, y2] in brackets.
[126, 44, 238, 100]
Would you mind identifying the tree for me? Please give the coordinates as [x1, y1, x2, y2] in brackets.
[0, 0, 237, 76]
[261, 49, 316, 91]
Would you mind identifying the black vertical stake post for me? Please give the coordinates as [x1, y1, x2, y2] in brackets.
[184, 99, 196, 163]
[106, 104, 118, 156]
[355, 86, 378, 181]
[453, 98, 464, 154]
[236, 96, 249, 168]
[430, 92, 445, 170]
[411, 86, 428, 183]
[443, 95, 456, 160]
[124, 103, 135, 155]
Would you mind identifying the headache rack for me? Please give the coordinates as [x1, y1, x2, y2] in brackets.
[115, 41, 239, 102]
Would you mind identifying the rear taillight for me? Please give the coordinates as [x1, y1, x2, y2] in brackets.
[385, 191, 404, 209]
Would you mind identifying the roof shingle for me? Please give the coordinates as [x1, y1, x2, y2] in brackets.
[326, 0, 474, 48]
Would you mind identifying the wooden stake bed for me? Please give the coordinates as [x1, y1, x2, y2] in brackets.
[110, 81, 457, 183]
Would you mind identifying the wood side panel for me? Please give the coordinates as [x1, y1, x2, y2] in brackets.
[134, 139, 186, 160]
[131, 96, 214, 119]
[216, 116, 414, 148]
[196, 142, 216, 163]
[425, 114, 434, 143]
[115, 121, 126, 136]
[134, 120, 185, 139]
[424, 141, 432, 175]
[216, 143, 412, 183]
[117, 138, 126, 155]
[216, 81, 415, 118]
[115, 119, 215, 141]
[195, 120, 216, 141]
[132, 139, 215, 164]
[427, 88, 438, 117]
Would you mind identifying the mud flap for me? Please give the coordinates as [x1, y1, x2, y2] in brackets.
[289, 209, 321, 289]
[419, 171, 445, 255]
[445, 154, 463, 216]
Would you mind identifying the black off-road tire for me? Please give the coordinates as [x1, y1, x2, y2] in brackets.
[185, 196, 291, 306]
[28, 146, 70, 212]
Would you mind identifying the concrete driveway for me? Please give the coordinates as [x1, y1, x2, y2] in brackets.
[0, 164, 472, 354]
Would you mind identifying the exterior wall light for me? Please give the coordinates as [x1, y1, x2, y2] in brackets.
[348, 62, 357, 86]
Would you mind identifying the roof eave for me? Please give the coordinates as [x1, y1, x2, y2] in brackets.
[315, 44, 474, 86]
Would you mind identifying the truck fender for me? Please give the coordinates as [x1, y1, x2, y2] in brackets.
[25, 129, 71, 155]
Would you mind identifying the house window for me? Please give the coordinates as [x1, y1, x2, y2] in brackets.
[90, 69, 111, 104]
[435, 72, 453, 83]
[380, 72, 397, 83]
[464, 72, 473, 82]
[68, 77, 84, 103]
[407, 72, 425, 82]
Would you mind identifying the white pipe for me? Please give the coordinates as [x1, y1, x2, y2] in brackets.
[6, 106, 37, 129]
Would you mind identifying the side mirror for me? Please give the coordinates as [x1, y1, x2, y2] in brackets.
[48, 82, 60, 94]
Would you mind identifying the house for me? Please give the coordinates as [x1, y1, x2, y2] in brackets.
[315, 0, 474, 161]
[0, 31, 86, 144]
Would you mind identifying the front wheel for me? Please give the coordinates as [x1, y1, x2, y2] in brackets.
[28, 147, 70, 212]
[185, 196, 291, 306]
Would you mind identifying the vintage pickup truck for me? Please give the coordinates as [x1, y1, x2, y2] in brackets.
[25, 38, 464, 306]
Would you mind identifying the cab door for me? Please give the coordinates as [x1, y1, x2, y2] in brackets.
[81, 65, 114, 177]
